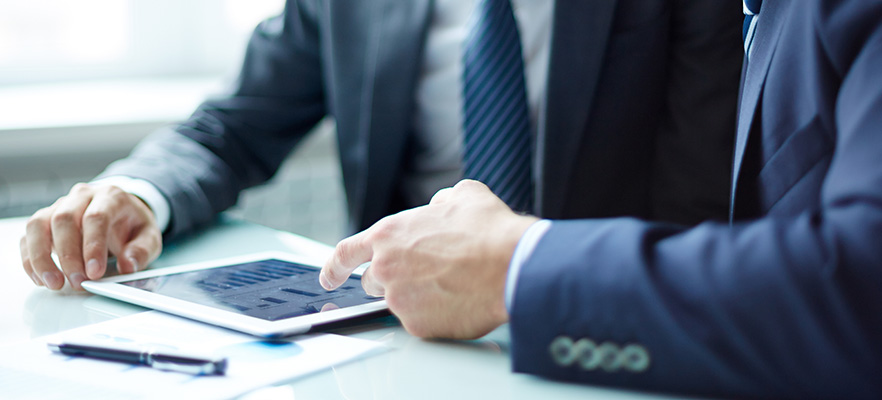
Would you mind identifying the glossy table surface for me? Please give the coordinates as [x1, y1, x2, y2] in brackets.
[0, 216, 687, 400]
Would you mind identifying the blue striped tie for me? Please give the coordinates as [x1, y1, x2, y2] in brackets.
[462, 0, 533, 212]
[743, 0, 762, 56]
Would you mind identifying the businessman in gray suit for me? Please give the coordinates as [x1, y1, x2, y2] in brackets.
[20, 1, 741, 291]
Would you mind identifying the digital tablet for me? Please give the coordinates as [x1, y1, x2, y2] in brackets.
[82, 251, 387, 338]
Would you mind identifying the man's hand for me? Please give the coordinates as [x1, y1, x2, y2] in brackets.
[20, 183, 162, 291]
[321, 180, 538, 339]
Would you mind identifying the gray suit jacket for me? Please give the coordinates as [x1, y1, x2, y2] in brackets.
[100, 0, 741, 239]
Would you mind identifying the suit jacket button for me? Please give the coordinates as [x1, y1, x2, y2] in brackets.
[574, 339, 600, 370]
[621, 344, 651, 373]
[597, 342, 622, 372]
[549, 336, 577, 367]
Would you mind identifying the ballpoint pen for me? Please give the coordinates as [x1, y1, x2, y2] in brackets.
[47, 341, 228, 376]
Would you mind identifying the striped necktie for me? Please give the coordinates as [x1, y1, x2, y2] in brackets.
[743, 0, 762, 56]
[462, 0, 533, 212]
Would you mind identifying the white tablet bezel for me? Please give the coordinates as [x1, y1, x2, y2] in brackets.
[82, 251, 387, 338]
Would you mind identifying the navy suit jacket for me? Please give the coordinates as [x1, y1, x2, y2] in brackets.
[510, 0, 882, 398]
[98, 0, 740, 239]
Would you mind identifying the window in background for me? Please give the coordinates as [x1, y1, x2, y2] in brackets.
[0, 0, 346, 244]
[0, 0, 285, 86]
[0, 1, 130, 76]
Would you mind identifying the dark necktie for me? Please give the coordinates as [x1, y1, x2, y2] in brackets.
[462, 0, 533, 212]
[743, 0, 762, 56]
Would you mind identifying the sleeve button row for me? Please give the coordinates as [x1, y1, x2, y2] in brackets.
[549, 336, 650, 373]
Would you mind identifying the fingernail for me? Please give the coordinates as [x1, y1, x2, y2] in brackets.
[70, 273, 87, 290]
[319, 270, 332, 290]
[42, 271, 62, 289]
[86, 259, 101, 278]
[129, 257, 141, 272]
[31, 272, 43, 286]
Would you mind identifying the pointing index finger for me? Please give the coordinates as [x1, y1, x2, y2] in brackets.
[321, 230, 374, 290]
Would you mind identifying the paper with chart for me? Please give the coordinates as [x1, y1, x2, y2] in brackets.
[0, 311, 387, 400]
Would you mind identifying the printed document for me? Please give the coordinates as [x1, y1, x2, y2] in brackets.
[0, 311, 386, 399]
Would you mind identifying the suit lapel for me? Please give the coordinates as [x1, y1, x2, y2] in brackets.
[537, 0, 618, 218]
[349, 0, 433, 229]
[730, 0, 790, 217]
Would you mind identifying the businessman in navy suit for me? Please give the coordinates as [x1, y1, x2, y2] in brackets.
[322, 0, 882, 398]
[20, 1, 741, 291]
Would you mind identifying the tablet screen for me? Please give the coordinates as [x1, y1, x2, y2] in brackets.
[121, 259, 380, 322]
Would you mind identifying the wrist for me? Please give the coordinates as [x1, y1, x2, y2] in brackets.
[91, 176, 170, 233]
[500, 214, 541, 269]
[492, 214, 540, 324]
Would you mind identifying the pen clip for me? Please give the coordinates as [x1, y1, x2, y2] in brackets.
[149, 354, 227, 376]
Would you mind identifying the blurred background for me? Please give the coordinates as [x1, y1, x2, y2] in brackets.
[0, 0, 346, 245]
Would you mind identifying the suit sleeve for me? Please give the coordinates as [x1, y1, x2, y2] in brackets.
[509, 4, 882, 399]
[650, 0, 742, 225]
[98, 0, 326, 239]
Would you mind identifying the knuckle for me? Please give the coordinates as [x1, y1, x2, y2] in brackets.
[83, 209, 110, 227]
[83, 239, 106, 255]
[104, 185, 126, 199]
[70, 182, 92, 194]
[50, 210, 78, 228]
[456, 179, 487, 192]
[101, 190, 126, 209]
[25, 216, 38, 230]
[26, 214, 47, 232]
[27, 207, 51, 224]
[430, 187, 452, 204]
[50, 196, 67, 208]
[367, 219, 395, 242]
[59, 252, 81, 265]
[332, 241, 354, 268]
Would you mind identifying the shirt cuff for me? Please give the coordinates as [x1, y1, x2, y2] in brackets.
[505, 219, 552, 312]
[90, 176, 171, 233]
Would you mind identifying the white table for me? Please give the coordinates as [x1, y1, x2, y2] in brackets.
[0, 216, 686, 400]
